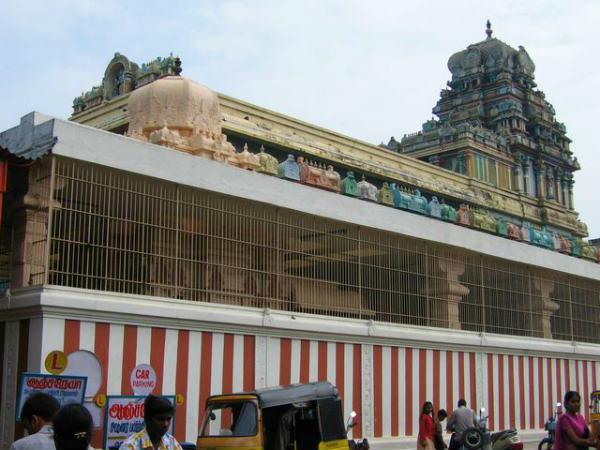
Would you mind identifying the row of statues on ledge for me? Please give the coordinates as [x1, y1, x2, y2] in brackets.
[236, 145, 600, 263]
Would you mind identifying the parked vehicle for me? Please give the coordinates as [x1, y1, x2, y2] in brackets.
[346, 410, 370, 450]
[196, 381, 350, 450]
[461, 408, 522, 450]
[539, 402, 562, 450]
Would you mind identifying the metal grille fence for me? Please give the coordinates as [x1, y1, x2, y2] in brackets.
[7, 157, 600, 343]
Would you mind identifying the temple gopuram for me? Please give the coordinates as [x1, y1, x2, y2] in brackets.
[1, 23, 598, 449]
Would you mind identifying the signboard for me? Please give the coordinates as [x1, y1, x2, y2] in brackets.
[130, 364, 156, 396]
[103, 395, 175, 450]
[591, 390, 600, 421]
[16, 373, 87, 421]
[45, 350, 68, 374]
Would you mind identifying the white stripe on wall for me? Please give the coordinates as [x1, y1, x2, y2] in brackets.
[266, 337, 280, 387]
[309, 340, 319, 382]
[290, 339, 301, 384]
[211, 333, 224, 395]
[162, 328, 178, 395]
[136, 326, 151, 365]
[79, 321, 95, 352]
[232, 334, 244, 392]
[186, 331, 202, 443]
[107, 324, 124, 395]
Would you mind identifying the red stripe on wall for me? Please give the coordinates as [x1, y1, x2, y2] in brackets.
[406, 348, 414, 436]
[498, 355, 505, 430]
[222, 334, 234, 393]
[419, 349, 427, 408]
[92, 323, 110, 449]
[518, 356, 526, 430]
[14, 319, 30, 439]
[353, 345, 362, 439]
[546, 358, 552, 423]
[198, 332, 213, 416]
[469, 352, 477, 410]
[487, 354, 494, 431]
[336, 343, 344, 403]
[528, 357, 534, 430]
[433, 350, 440, 411]
[121, 325, 137, 395]
[299, 340, 310, 383]
[373, 345, 382, 438]
[446, 351, 453, 412]
[63, 320, 81, 354]
[391, 347, 399, 437]
[221, 334, 234, 429]
[150, 328, 166, 396]
[318, 341, 327, 381]
[174, 330, 189, 441]
[279, 338, 291, 386]
[537, 358, 546, 428]
[458, 352, 465, 401]
[575, 360, 581, 397]
[243, 335, 255, 391]
[508, 356, 515, 429]
[583, 361, 590, 422]
[554, 359, 560, 408]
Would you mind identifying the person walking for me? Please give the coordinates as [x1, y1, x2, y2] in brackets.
[53, 403, 95, 450]
[446, 399, 477, 450]
[119, 395, 182, 450]
[11, 392, 60, 450]
[554, 391, 597, 450]
[434, 409, 448, 450]
[418, 401, 435, 450]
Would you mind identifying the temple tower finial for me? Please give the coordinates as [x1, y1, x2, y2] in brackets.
[486, 20, 493, 39]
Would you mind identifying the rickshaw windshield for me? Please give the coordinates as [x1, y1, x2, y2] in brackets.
[200, 401, 258, 437]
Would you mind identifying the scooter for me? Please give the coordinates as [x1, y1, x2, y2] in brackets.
[538, 402, 562, 450]
[346, 411, 370, 450]
[461, 408, 522, 450]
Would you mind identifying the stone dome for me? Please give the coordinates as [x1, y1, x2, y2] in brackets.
[447, 38, 535, 80]
[128, 76, 222, 142]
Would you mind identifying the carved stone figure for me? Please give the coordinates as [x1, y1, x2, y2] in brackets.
[581, 244, 597, 261]
[298, 157, 326, 188]
[341, 171, 359, 197]
[507, 222, 521, 240]
[570, 238, 583, 257]
[496, 217, 508, 237]
[408, 189, 428, 214]
[521, 222, 531, 242]
[440, 201, 457, 222]
[232, 143, 261, 170]
[324, 165, 341, 192]
[256, 145, 279, 176]
[392, 184, 411, 209]
[559, 236, 572, 254]
[456, 204, 471, 226]
[471, 209, 496, 233]
[377, 182, 393, 206]
[427, 196, 442, 218]
[278, 154, 300, 181]
[357, 176, 378, 201]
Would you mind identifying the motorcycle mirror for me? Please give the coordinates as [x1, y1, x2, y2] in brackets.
[350, 411, 357, 419]
[556, 402, 562, 407]
[480, 407, 486, 414]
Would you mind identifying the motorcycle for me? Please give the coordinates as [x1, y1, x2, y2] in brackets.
[461, 408, 522, 450]
[538, 402, 562, 450]
[346, 411, 370, 450]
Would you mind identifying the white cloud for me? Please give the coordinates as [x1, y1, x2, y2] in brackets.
[1, 0, 599, 236]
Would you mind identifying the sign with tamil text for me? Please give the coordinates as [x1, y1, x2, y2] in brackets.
[103, 395, 175, 450]
[16, 373, 87, 421]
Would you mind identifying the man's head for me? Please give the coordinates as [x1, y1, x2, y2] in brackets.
[457, 399, 467, 408]
[20, 392, 60, 434]
[437, 409, 448, 421]
[144, 395, 175, 442]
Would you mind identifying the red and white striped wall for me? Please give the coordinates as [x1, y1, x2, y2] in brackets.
[2, 318, 600, 448]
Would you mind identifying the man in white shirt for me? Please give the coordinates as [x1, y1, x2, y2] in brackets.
[11, 391, 60, 450]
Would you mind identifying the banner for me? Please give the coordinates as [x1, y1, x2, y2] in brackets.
[16, 373, 87, 421]
[103, 395, 175, 450]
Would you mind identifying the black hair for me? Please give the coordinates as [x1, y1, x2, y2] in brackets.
[144, 395, 175, 420]
[53, 403, 93, 450]
[457, 399, 467, 407]
[564, 391, 580, 405]
[421, 401, 433, 415]
[20, 392, 60, 422]
[437, 409, 448, 419]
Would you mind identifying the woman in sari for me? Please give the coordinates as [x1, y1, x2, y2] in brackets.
[554, 391, 597, 450]
[418, 401, 435, 450]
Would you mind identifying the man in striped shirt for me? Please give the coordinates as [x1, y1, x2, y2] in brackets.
[119, 395, 182, 450]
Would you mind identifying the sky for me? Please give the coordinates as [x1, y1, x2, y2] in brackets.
[1, 0, 599, 237]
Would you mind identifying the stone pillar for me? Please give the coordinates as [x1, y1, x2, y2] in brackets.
[560, 176, 568, 207]
[531, 278, 559, 339]
[430, 258, 471, 329]
[514, 163, 524, 193]
[545, 166, 555, 200]
[535, 161, 545, 200]
[567, 176, 575, 210]
[523, 160, 531, 195]
[463, 150, 474, 177]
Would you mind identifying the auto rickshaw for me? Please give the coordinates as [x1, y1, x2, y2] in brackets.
[196, 381, 350, 450]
